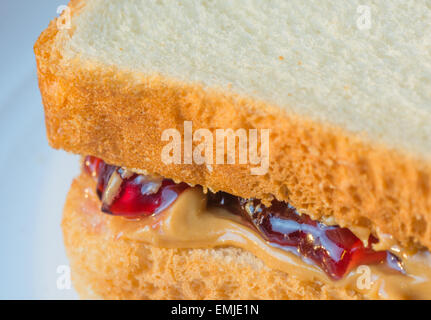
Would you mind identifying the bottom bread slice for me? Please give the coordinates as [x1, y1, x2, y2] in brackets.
[62, 173, 368, 300]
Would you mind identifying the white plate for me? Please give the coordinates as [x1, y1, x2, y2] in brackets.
[0, 0, 80, 299]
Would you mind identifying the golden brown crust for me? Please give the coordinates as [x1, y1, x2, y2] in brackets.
[37, 0, 431, 252]
[64, 173, 367, 300]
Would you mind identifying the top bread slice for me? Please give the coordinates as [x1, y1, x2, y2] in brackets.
[35, 0, 431, 251]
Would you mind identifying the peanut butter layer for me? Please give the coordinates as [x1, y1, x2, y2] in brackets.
[66, 172, 431, 299]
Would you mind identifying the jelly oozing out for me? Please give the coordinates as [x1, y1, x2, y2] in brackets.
[207, 192, 404, 280]
[84, 156, 188, 217]
[83, 156, 404, 279]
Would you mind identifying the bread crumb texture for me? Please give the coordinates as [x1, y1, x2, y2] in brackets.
[35, 0, 431, 251]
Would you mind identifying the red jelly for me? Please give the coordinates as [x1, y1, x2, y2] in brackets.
[83, 156, 189, 217]
[208, 192, 404, 280]
[83, 156, 103, 177]
[84, 156, 404, 279]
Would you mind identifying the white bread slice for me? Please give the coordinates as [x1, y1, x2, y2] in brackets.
[35, 0, 431, 264]
[59, 0, 431, 158]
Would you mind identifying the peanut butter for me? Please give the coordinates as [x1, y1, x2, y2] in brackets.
[101, 187, 431, 300]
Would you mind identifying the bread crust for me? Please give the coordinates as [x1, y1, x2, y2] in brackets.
[64, 173, 368, 300]
[37, 0, 431, 252]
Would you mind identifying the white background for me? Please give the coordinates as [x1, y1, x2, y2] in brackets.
[0, 1, 80, 299]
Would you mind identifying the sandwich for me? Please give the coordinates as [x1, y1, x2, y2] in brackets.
[34, 0, 431, 299]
